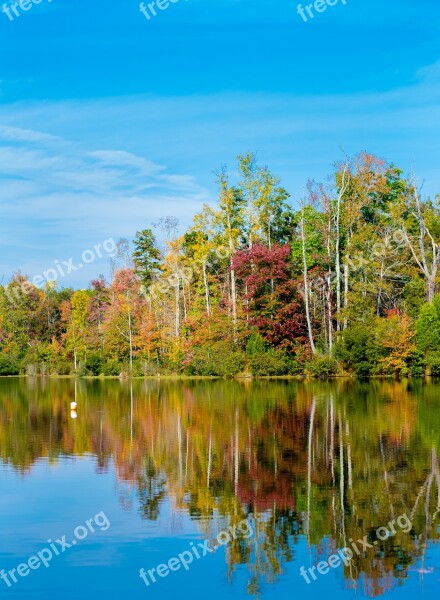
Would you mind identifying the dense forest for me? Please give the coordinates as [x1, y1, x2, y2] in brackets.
[1, 151, 440, 378]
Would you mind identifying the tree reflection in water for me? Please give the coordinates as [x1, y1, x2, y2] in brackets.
[0, 377, 439, 597]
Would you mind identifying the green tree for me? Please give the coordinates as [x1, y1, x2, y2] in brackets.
[416, 296, 440, 374]
[132, 229, 162, 289]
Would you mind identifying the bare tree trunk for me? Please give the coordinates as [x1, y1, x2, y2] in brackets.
[230, 264, 237, 329]
[326, 215, 334, 350]
[428, 277, 436, 303]
[335, 165, 349, 330]
[377, 263, 384, 316]
[229, 232, 238, 340]
[301, 203, 316, 354]
[128, 307, 133, 372]
[182, 279, 188, 322]
[335, 242, 341, 332]
[344, 263, 349, 329]
[404, 179, 440, 303]
[327, 272, 333, 351]
[175, 275, 180, 337]
[225, 210, 238, 340]
[202, 262, 211, 317]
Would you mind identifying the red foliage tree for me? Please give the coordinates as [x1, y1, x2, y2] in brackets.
[232, 243, 308, 352]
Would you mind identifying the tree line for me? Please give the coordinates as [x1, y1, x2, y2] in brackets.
[1, 151, 440, 377]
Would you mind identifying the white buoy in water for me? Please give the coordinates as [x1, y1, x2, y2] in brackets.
[70, 410, 77, 420]
[71, 401, 77, 410]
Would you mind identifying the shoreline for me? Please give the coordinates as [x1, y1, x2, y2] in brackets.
[0, 374, 435, 381]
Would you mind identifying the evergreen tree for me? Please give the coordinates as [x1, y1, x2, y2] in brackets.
[132, 229, 162, 289]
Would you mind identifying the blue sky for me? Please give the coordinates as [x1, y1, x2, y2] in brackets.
[0, 0, 439, 287]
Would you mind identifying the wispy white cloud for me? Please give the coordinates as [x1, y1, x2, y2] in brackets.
[0, 61, 439, 285]
[90, 150, 164, 177]
[0, 125, 60, 144]
[0, 124, 210, 286]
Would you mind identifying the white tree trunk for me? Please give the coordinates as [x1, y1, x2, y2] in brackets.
[203, 262, 211, 317]
[301, 204, 316, 354]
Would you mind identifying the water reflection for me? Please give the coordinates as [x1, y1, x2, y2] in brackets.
[0, 377, 439, 597]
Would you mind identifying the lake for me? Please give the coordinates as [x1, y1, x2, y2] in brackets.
[0, 378, 439, 599]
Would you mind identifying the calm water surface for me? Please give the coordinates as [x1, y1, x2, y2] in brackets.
[0, 378, 439, 599]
